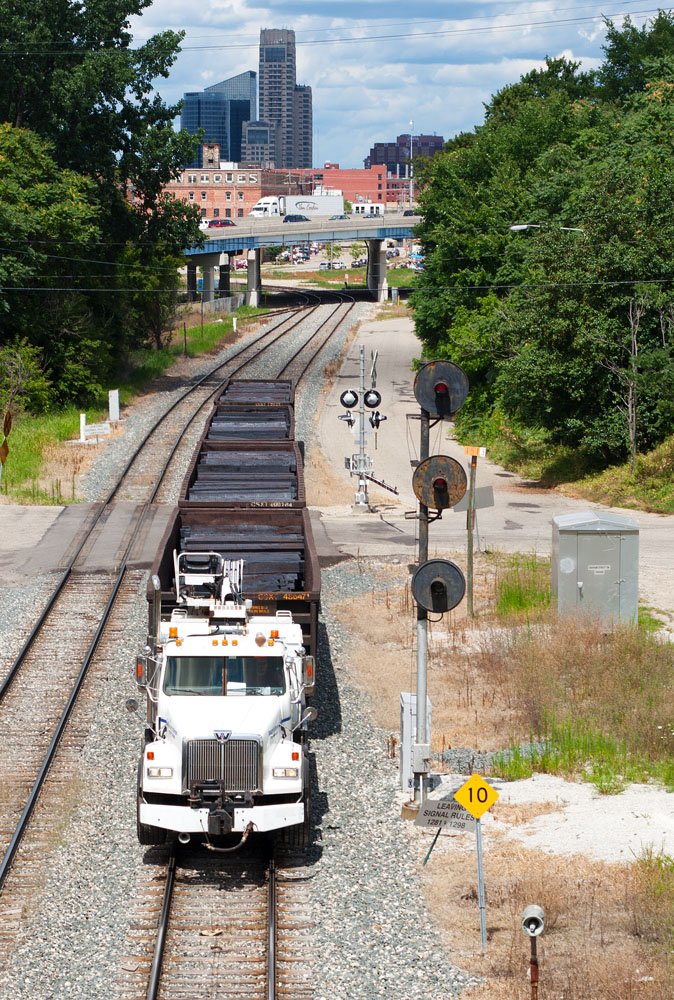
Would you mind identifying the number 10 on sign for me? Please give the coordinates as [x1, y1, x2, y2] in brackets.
[454, 775, 499, 951]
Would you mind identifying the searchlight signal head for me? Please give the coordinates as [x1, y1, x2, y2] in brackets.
[432, 476, 448, 492]
[429, 578, 448, 611]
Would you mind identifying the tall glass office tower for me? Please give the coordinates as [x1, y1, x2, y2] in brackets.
[181, 71, 257, 167]
[258, 29, 311, 169]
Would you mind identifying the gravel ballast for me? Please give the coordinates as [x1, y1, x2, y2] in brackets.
[0, 303, 479, 999]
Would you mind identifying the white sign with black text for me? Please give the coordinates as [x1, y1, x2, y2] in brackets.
[414, 794, 477, 833]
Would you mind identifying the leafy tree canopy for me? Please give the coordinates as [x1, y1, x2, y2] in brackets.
[0, 0, 201, 407]
[412, 14, 674, 469]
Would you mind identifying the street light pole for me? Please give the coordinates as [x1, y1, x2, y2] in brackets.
[409, 119, 414, 209]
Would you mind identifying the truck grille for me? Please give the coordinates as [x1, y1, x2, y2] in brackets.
[186, 739, 261, 792]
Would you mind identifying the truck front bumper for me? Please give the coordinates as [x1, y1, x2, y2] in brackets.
[139, 801, 304, 834]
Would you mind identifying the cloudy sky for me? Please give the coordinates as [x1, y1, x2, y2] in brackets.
[129, 1, 659, 167]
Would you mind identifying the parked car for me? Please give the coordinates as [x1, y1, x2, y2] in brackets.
[319, 262, 330, 270]
[208, 218, 236, 228]
[403, 209, 417, 216]
[283, 214, 310, 223]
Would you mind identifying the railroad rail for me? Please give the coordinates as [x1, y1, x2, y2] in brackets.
[122, 846, 313, 1000]
[0, 294, 353, 973]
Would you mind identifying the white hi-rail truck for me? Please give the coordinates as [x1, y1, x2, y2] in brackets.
[134, 554, 315, 850]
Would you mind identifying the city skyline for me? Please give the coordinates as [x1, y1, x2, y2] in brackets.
[128, 2, 656, 168]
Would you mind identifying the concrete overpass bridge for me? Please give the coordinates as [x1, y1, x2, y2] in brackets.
[183, 213, 419, 306]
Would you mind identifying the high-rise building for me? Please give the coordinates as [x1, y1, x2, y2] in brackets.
[181, 71, 257, 167]
[242, 120, 282, 169]
[364, 133, 445, 176]
[292, 84, 313, 169]
[258, 28, 312, 169]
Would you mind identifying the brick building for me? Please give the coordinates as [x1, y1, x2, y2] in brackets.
[161, 144, 311, 219]
[308, 163, 387, 206]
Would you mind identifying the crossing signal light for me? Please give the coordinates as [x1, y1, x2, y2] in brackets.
[364, 389, 382, 409]
[369, 410, 387, 429]
[340, 389, 358, 409]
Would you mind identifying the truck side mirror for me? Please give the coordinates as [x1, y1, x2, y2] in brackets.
[302, 655, 316, 696]
[136, 654, 148, 688]
[292, 706, 317, 732]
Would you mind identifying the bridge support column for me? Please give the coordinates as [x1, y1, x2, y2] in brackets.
[366, 239, 388, 302]
[186, 259, 197, 302]
[219, 256, 231, 296]
[246, 248, 262, 307]
[200, 252, 222, 304]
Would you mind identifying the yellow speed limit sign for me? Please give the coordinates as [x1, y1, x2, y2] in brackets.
[453, 773, 499, 820]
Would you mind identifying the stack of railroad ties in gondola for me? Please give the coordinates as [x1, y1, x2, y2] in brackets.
[155, 378, 320, 658]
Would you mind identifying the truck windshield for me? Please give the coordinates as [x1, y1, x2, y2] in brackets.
[164, 655, 286, 696]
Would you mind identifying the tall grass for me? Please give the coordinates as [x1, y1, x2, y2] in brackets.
[490, 551, 552, 618]
[488, 616, 674, 790]
[1, 305, 270, 502]
[0, 408, 102, 504]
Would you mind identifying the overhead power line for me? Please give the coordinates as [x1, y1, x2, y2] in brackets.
[0, 6, 661, 56]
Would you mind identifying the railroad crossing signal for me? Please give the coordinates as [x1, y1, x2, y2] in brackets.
[338, 345, 396, 509]
[340, 389, 358, 409]
[454, 774, 499, 820]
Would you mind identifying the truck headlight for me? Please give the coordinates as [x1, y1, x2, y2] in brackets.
[147, 767, 173, 778]
[273, 767, 299, 778]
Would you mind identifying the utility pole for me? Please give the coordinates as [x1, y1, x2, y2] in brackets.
[355, 345, 369, 509]
[409, 120, 414, 209]
[466, 454, 477, 617]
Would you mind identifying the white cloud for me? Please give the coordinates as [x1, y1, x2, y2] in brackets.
[127, 1, 653, 166]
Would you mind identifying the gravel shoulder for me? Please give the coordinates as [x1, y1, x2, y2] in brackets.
[0, 304, 478, 1000]
[1, 304, 673, 998]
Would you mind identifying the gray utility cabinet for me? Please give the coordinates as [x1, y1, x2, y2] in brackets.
[551, 511, 639, 623]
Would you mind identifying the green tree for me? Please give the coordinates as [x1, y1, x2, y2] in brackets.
[598, 12, 674, 101]
[484, 56, 598, 123]
[497, 78, 674, 463]
[0, 124, 111, 404]
[0, 339, 52, 414]
[411, 26, 674, 470]
[0, 0, 201, 398]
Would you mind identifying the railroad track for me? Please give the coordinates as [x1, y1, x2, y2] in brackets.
[0, 294, 354, 975]
[120, 846, 314, 1000]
